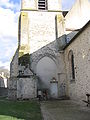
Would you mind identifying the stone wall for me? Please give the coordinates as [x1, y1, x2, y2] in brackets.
[56, 51, 67, 97]
[64, 23, 90, 101]
[17, 76, 37, 99]
[8, 77, 17, 99]
[10, 49, 18, 77]
[21, 0, 38, 10]
[9, 49, 18, 99]
[20, 11, 63, 54]
[48, 0, 61, 11]
[8, 76, 37, 99]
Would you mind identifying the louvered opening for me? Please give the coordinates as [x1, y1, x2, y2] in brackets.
[38, 0, 47, 10]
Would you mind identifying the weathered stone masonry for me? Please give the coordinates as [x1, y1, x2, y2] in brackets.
[9, 0, 90, 101]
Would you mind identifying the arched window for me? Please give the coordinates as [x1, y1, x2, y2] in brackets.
[38, 0, 48, 10]
[68, 50, 75, 80]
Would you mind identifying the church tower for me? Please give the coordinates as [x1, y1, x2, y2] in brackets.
[19, 0, 63, 54]
[9, 0, 65, 100]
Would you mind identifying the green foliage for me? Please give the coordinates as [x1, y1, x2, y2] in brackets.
[19, 52, 24, 58]
[0, 99, 42, 120]
[18, 54, 30, 66]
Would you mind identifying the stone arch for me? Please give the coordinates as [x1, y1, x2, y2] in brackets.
[30, 47, 58, 73]
[36, 53, 57, 68]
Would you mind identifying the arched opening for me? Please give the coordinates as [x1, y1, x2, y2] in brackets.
[68, 50, 75, 80]
[36, 56, 57, 97]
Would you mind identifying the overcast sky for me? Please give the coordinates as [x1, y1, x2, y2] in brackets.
[0, 0, 76, 70]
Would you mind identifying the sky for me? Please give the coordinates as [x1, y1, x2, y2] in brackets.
[0, 0, 76, 70]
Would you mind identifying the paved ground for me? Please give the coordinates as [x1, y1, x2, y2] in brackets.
[40, 100, 90, 120]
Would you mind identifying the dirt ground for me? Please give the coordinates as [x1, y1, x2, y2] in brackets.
[40, 100, 90, 120]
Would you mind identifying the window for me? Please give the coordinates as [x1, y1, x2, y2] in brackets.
[71, 54, 75, 79]
[38, 0, 47, 10]
[68, 50, 75, 80]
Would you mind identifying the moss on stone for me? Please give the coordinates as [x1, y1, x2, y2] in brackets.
[18, 53, 30, 66]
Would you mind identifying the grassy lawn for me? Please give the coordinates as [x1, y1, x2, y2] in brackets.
[0, 98, 42, 120]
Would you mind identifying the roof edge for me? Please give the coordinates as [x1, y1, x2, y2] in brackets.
[63, 20, 90, 50]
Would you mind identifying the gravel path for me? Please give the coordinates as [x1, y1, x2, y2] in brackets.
[40, 100, 90, 120]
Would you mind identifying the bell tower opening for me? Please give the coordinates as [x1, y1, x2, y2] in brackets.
[38, 0, 48, 10]
[21, 0, 62, 11]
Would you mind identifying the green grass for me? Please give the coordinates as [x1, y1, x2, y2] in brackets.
[0, 98, 42, 120]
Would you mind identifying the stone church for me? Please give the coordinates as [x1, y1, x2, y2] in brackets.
[8, 0, 90, 102]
